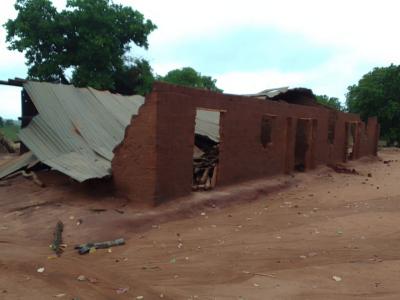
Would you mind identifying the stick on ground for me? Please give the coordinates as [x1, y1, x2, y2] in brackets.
[52, 221, 64, 256]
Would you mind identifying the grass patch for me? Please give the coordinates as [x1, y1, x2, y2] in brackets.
[0, 124, 19, 142]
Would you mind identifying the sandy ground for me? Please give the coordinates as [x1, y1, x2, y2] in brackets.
[1, 149, 400, 300]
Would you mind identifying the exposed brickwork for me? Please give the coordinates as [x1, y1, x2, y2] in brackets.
[112, 93, 158, 204]
[112, 83, 379, 205]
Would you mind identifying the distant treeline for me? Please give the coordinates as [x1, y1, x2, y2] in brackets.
[0, 117, 19, 127]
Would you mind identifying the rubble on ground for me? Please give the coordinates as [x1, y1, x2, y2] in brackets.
[328, 163, 359, 175]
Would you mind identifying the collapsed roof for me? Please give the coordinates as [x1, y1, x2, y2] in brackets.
[0, 81, 222, 181]
[0, 82, 145, 181]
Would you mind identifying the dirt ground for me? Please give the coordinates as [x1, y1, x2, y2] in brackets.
[1, 149, 400, 300]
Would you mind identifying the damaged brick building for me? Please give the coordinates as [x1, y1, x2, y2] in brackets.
[0, 80, 379, 205]
[112, 83, 379, 204]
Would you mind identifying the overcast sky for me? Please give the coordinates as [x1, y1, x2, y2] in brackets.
[1, 0, 400, 119]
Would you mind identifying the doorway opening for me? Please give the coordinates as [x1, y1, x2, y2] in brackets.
[260, 115, 273, 147]
[294, 119, 309, 171]
[192, 108, 221, 191]
[328, 113, 336, 145]
[294, 118, 317, 171]
[284, 117, 293, 173]
[346, 122, 357, 160]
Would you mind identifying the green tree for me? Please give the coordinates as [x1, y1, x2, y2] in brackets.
[113, 59, 154, 95]
[0, 117, 3, 127]
[346, 64, 400, 146]
[158, 67, 223, 92]
[316, 94, 344, 111]
[4, 0, 156, 93]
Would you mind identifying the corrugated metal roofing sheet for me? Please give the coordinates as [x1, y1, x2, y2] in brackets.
[0, 152, 37, 179]
[0, 82, 223, 181]
[14, 82, 144, 182]
[243, 87, 289, 98]
[195, 110, 220, 142]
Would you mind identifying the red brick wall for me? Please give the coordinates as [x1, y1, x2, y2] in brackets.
[112, 83, 379, 204]
[112, 93, 158, 204]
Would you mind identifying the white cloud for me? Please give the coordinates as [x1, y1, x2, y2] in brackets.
[1, 0, 400, 118]
[217, 53, 373, 102]
[128, 0, 400, 101]
[0, 86, 22, 119]
[129, 0, 400, 57]
[216, 70, 307, 95]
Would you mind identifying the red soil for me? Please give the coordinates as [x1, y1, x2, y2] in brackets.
[1, 149, 400, 299]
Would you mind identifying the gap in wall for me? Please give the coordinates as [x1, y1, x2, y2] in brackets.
[294, 119, 310, 172]
[192, 109, 221, 191]
[347, 123, 357, 160]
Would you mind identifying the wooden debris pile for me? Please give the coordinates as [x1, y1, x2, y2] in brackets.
[192, 134, 219, 191]
[0, 132, 16, 153]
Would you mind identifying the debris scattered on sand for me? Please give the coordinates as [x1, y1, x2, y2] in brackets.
[54, 293, 66, 298]
[328, 164, 359, 175]
[51, 221, 64, 256]
[88, 277, 98, 284]
[89, 208, 107, 213]
[116, 287, 129, 294]
[23, 170, 45, 187]
[77, 275, 86, 281]
[75, 238, 125, 255]
[37, 267, 45, 273]
[242, 270, 276, 278]
[7, 170, 45, 187]
[332, 275, 342, 282]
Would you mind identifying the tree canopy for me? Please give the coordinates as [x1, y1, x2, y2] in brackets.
[157, 67, 223, 92]
[4, 0, 156, 93]
[315, 94, 344, 111]
[346, 64, 400, 145]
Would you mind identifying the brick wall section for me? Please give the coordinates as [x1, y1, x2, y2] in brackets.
[112, 93, 158, 203]
[360, 117, 380, 157]
[112, 83, 380, 205]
